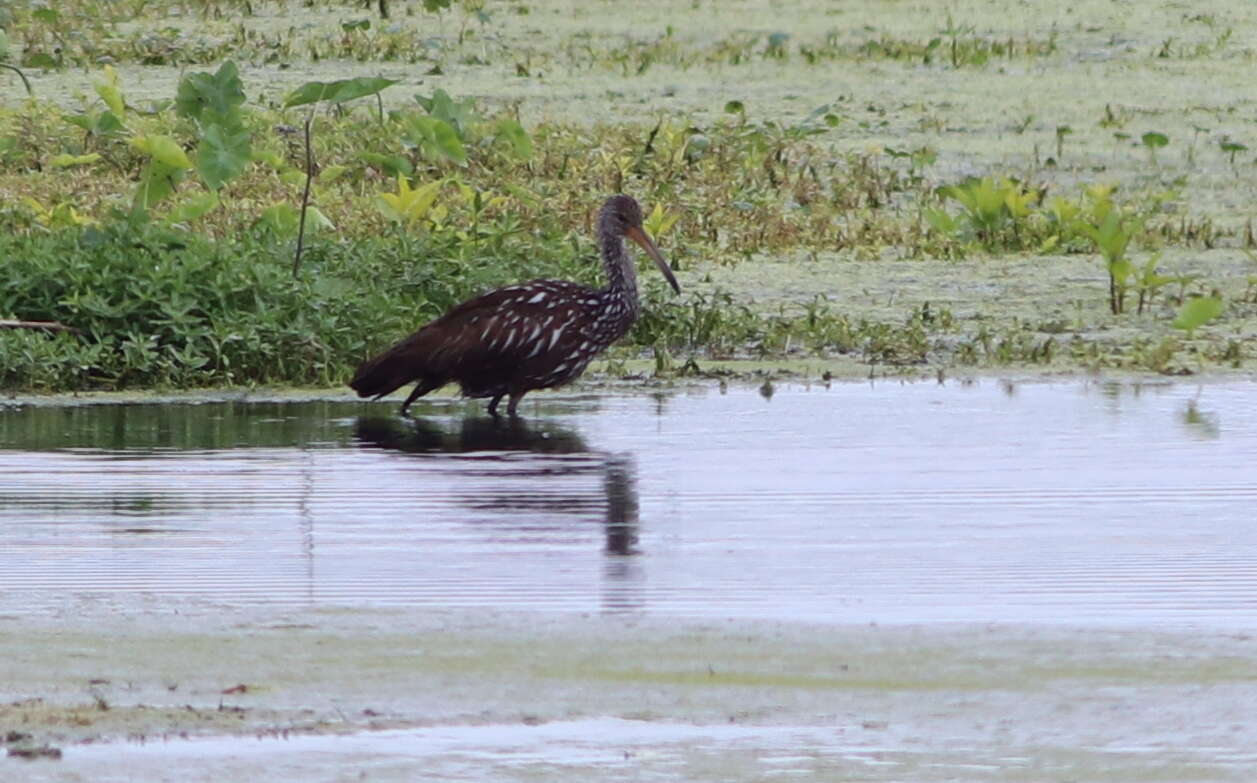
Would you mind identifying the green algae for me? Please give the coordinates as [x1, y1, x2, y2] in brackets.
[4, 606, 1257, 782]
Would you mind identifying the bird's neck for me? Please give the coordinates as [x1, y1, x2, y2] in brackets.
[599, 232, 639, 309]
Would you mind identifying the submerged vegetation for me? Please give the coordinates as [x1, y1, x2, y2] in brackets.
[2, 0, 1257, 392]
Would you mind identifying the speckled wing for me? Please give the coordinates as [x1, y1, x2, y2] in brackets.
[422, 279, 604, 393]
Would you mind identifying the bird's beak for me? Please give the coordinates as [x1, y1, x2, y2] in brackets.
[625, 225, 681, 294]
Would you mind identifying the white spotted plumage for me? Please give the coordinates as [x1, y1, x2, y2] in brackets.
[349, 195, 679, 417]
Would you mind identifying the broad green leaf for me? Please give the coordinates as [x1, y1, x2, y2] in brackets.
[1003, 184, 1038, 218]
[323, 76, 397, 103]
[282, 81, 334, 108]
[165, 190, 220, 223]
[197, 123, 251, 190]
[494, 118, 533, 159]
[1047, 195, 1079, 225]
[260, 202, 299, 237]
[1172, 295, 1224, 332]
[283, 76, 398, 108]
[133, 160, 186, 211]
[359, 151, 413, 176]
[407, 116, 466, 165]
[94, 110, 125, 135]
[65, 109, 123, 136]
[132, 134, 192, 169]
[429, 119, 466, 164]
[924, 208, 959, 236]
[318, 164, 350, 183]
[32, 8, 59, 24]
[176, 61, 246, 125]
[50, 153, 101, 168]
[304, 205, 335, 234]
[415, 88, 479, 135]
[1108, 256, 1135, 284]
[94, 65, 125, 116]
[1141, 131, 1169, 148]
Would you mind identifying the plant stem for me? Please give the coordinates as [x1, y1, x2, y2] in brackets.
[292, 111, 315, 278]
[0, 64, 33, 97]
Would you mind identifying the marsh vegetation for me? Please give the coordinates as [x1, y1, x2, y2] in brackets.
[3, 0, 1257, 391]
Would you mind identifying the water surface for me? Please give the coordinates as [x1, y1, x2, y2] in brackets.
[2, 379, 1256, 626]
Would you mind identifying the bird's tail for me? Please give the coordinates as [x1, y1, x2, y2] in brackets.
[349, 335, 432, 400]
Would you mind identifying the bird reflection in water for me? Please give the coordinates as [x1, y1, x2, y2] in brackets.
[353, 414, 641, 566]
[353, 414, 588, 455]
[602, 453, 638, 556]
[599, 452, 643, 613]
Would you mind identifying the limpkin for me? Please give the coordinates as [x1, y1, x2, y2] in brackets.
[349, 194, 681, 417]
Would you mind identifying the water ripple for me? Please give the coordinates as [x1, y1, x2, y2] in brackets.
[2, 380, 1257, 626]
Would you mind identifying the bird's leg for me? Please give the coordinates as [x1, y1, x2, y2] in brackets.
[506, 391, 526, 417]
[399, 379, 438, 417]
[487, 393, 504, 418]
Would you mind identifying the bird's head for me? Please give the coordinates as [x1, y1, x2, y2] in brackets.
[600, 195, 681, 294]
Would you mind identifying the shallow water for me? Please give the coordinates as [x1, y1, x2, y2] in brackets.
[3, 379, 1257, 627]
[57, 715, 1257, 783]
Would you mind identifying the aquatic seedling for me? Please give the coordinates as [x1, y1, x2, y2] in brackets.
[926, 176, 1039, 250]
[1075, 191, 1140, 315]
[765, 32, 790, 59]
[1131, 254, 1175, 315]
[1141, 131, 1169, 166]
[1219, 139, 1247, 170]
[282, 73, 399, 274]
[1054, 125, 1072, 162]
[1098, 103, 1126, 129]
[885, 145, 936, 181]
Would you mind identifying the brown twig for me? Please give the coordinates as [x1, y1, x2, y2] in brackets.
[0, 319, 82, 334]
